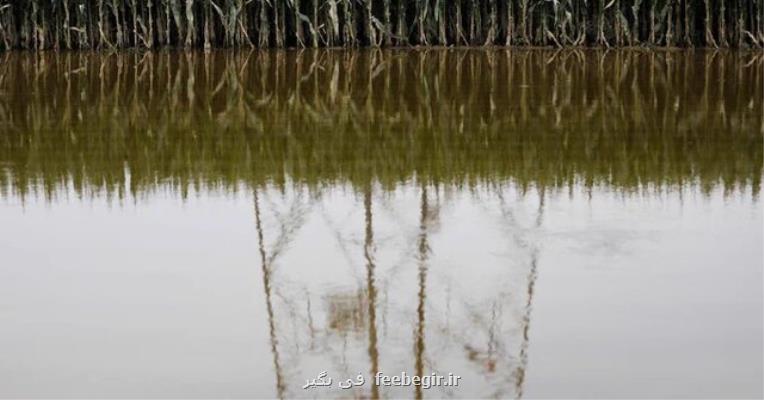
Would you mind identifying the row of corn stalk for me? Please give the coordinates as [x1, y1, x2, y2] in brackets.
[0, 0, 762, 50]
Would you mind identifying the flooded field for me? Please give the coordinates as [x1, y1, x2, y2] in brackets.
[0, 50, 762, 398]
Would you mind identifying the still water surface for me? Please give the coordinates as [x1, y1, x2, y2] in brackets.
[0, 50, 762, 398]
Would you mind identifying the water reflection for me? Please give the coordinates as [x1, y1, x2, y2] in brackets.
[0, 49, 761, 199]
[0, 50, 761, 398]
[249, 182, 548, 398]
[253, 189, 287, 399]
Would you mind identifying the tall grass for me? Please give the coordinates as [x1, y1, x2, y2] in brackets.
[0, 49, 760, 201]
[0, 0, 762, 50]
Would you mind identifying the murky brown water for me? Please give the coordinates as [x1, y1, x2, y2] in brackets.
[0, 50, 762, 399]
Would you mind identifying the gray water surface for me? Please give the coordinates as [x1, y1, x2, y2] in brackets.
[0, 49, 762, 399]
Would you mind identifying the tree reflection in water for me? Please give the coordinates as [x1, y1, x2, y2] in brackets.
[0, 48, 760, 398]
[251, 181, 549, 398]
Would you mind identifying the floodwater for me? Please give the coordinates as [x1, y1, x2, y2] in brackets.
[0, 50, 762, 399]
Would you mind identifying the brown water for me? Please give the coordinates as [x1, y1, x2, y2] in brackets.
[0, 50, 762, 399]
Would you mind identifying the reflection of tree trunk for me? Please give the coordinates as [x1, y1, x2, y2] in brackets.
[414, 186, 429, 400]
[254, 189, 286, 400]
[514, 250, 537, 399]
[364, 187, 380, 400]
[514, 188, 544, 399]
[535, 187, 545, 228]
